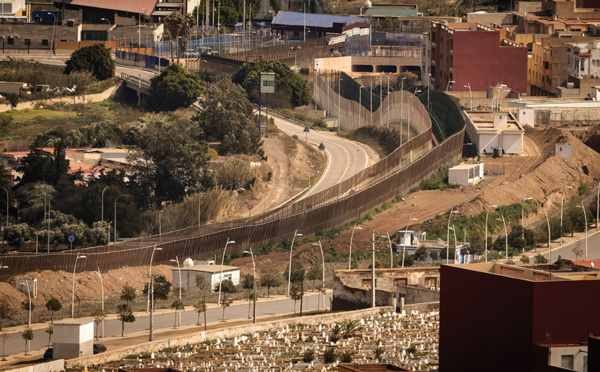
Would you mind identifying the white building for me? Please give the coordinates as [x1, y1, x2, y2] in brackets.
[464, 111, 524, 155]
[53, 318, 94, 360]
[172, 262, 240, 292]
[448, 163, 484, 186]
[567, 40, 600, 79]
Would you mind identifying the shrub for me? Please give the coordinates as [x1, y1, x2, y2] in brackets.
[65, 44, 115, 81]
[533, 253, 548, 264]
[149, 63, 204, 111]
[302, 349, 315, 363]
[520, 255, 530, 264]
[323, 348, 336, 363]
[340, 350, 354, 363]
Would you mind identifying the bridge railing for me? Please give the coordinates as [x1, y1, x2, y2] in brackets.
[120, 72, 151, 90]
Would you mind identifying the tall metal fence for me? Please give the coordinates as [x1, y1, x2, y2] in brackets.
[0, 83, 467, 280]
[313, 72, 431, 133]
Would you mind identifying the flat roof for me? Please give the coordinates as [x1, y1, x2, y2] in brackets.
[54, 317, 94, 325]
[465, 111, 524, 133]
[172, 264, 239, 273]
[272, 11, 368, 29]
[450, 163, 482, 170]
[449, 263, 600, 282]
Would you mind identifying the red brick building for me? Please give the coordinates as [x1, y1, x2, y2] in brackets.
[427, 22, 528, 93]
[440, 264, 600, 372]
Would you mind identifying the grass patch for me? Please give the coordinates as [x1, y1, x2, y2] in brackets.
[88, 77, 118, 94]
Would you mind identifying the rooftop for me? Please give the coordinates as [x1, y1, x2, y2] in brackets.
[450, 163, 482, 170]
[451, 263, 600, 282]
[464, 111, 524, 132]
[54, 317, 94, 325]
[67, 0, 157, 16]
[272, 11, 368, 29]
[172, 264, 239, 273]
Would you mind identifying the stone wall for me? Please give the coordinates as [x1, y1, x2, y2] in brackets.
[67, 307, 394, 367]
[404, 301, 439, 313]
[8, 359, 65, 372]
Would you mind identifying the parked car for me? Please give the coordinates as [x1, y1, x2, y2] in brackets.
[43, 348, 53, 361]
[93, 343, 107, 354]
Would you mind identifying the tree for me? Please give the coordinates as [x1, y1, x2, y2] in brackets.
[284, 259, 306, 284]
[3, 223, 33, 247]
[164, 12, 191, 62]
[22, 328, 33, 354]
[170, 299, 185, 329]
[148, 64, 204, 111]
[194, 77, 262, 155]
[343, 319, 359, 339]
[216, 279, 237, 293]
[120, 284, 137, 303]
[19, 143, 70, 186]
[116, 303, 135, 337]
[403, 254, 415, 267]
[534, 254, 548, 264]
[64, 43, 114, 81]
[414, 246, 429, 261]
[125, 115, 210, 204]
[260, 266, 283, 297]
[45, 325, 53, 348]
[307, 262, 322, 289]
[290, 283, 303, 313]
[193, 299, 207, 329]
[45, 298, 62, 324]
[232, 59, 312, 108]
[91, 307, 105, 340]
[241, 274, 254, 290]
[143, 275, 172, 306]
[572, 242, 584, 261]
[429, 251, 439, 261]
[0, 300, 12, 331]
[330, 323, 343, 343]
[220, 294, 233, 321]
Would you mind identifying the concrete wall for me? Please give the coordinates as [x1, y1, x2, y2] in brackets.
[555, 143, 572, 159]
[53, 321, 94, 359]
[547, 345, 588, 371]
[7, 359, 65, 372]
[68, 306, 394, 367]
[503, 131, 524, 154]
[466, 12, 514, 25]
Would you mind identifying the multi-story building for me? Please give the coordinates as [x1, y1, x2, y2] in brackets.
[425, 22, 527, 93]
[441, 263, 600, 372]
[567, 39, 600, 78]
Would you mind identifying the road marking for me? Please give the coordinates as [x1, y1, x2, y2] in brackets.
[305, 148, 332, 198]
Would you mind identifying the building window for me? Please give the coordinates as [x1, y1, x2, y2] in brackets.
[24, 39, 30, 46]
[560, 355, 574, 369]
[396, 278, 407, 287]
[425, 277, 438, 288]
[362, 279, 377, 287]
[7, 37, 13, 45]
[42, 39, 48, 46]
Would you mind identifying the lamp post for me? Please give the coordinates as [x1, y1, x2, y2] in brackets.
[400, 76, 406, 146]
[71, 253, 86, 318]
[114, 195, 128, 245]
[371, 230, 376, 308]
[484, 204, 497, 263]
[291, 46, 301, 72]
[101, 187, 109, 223]
[338, 77, 342, 119]
[312, 241, 325, 310]
[539, 208, 551, 261]
[348, 225, 362, 269]
[464, 83, 473, 110]
[445, 80, 455, 92]
[449, 225, 458, 263]
[577, 204, 588, 260]
[287, 230, 303, 296]
[0, 186, 8, 228]
[243, 248, 256, 323]
[560, 184, 573, 245]
[427, 73, 431, 108]
[402, 215, 418, 268]
[170, 257, 182, 327]
[522, 196, 532, 253]
[358, 85, 364, 129]
[497, 215, 508, 260]
[147, 246, 162, 313]
[47, 12, 56, 54]
[92, 268, 104, 338]
[198, 192, 203, 226]
[20, 280, 31, 327]
[100, 18, 111, 48]
[218, 238, 235, 305]
[446, 208, 459, 264]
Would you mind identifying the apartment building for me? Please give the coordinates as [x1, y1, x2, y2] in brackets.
[426, 22, 527, 93]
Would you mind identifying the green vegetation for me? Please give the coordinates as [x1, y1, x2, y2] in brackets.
[338, 125, 403, 157]
[148, 63, 204, 111]
[232, 60, 312, 108]
[65, 44, 115, 81]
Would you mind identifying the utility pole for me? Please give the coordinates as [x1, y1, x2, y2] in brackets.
[371, 230, 376, 308]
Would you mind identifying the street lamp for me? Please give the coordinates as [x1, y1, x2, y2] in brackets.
[427, 73, 431, 108]
[401, 215, 417, 268]
[371, 230, 376, 308]
[348, 225, 362, 269]
[291, 46, 301, 72]
[71, 253, 86, 318]
[218, 238, 235, 305]
[101, 187, 109, 223]
[358, 85, 364, 129]
[522, 197, 532, 253]
[446, 208, 459, 264]
[148, 246, 162, 342]
[243, 248, 256, 323]
[47, 12, 56, 54]
[287, 230, 303, 296]
[170, 257, 182, 327]
[446, 80, 456, 92]
[338, 77, 343, 119]
[484, 204, 498, 263]
[560, 184, 573, 245]
[92, 268, 104, 338]
[576, 204, 588, 260]
[400, 76, 406, 146]
[100, 18, 111, 48]
[464, 83, 473, 110]
[147, 246, 162, 312]
[539, 207, 551, 262]
[20, 281, 31, 328]
[497, 215, 508, 260]
[312, 241, 325, 310]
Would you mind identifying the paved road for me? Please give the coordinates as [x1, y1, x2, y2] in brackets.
[267, 112, 371, 198]
[4, 292, 332, 356]
[537, 229, 600, 262]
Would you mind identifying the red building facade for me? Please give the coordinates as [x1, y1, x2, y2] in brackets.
[440, 264, 600, 372]
[429, 23, 528, 93]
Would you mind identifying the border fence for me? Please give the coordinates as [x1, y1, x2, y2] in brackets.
[0, 84, 465, 280]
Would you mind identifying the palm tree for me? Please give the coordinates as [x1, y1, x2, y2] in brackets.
[343, 319, 359, 339]
[330, 323, 343, 343]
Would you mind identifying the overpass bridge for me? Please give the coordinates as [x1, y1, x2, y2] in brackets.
[121, 72, 151, 97]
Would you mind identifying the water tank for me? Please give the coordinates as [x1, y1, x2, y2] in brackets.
[364, 0, 372, 8]
[183, 258, 194, 267]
